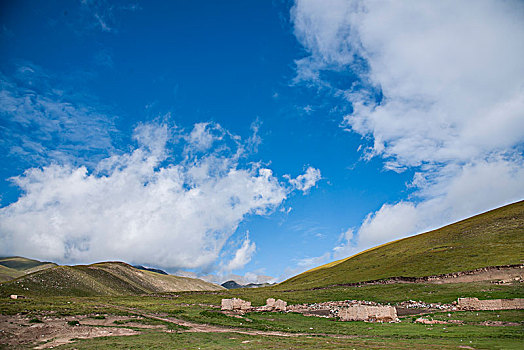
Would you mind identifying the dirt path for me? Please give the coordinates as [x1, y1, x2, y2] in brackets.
[105, 304, 359, 339]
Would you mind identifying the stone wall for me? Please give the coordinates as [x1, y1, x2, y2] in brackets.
[457, 297, 524, 310]
[256, 298, 287, 312]
[221, 298, 252, 311]
[339, 305, 397, 322]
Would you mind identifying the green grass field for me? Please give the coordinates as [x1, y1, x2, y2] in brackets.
[51, 328, 524, 350]
[1, 290, 522, 349]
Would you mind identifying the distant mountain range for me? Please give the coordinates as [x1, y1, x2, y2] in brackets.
[221, 280, 275, 289]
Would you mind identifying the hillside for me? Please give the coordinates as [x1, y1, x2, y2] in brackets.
[0, 261, 224, 297]
[0, 265, 24, 283]
[0, 257, 57, 283]
[278, 200, 524, 290]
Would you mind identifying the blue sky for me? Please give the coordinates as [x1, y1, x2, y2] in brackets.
[1, 0, 523, 284]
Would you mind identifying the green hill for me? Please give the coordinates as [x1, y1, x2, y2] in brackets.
[0, 265, 24, 283]
[0, 261, 224, 297]
[0, 256, 55, 271]
[278, 200, 524, 290]
[0, 256, 57, 283]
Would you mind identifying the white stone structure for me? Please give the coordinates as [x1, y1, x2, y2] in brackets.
[339, 305, 397, 322]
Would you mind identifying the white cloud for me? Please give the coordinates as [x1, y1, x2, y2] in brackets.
[0, 123, 295, 272]
[287, 166, 322, 192]
[297, 252, 331, 268]
[186, 122, 224, 152]
[276, 251, 332, 282]
[221, 234, 257, 272]
[292, 1, 524, 254]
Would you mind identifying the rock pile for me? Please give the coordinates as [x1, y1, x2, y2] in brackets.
[396, 300, 454, 310]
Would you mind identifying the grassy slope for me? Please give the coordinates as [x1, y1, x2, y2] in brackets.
[0, 256, 56, 271]
[0, 265, 24, 283]
[0, 261, 224, 297]
[0, 256, 57, 283]
[278, 200, 524, 290]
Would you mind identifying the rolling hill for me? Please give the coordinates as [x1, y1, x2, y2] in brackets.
[0, 256, 57, 283]
[278, 200, 524, 290]
[0, 261, 224, 297]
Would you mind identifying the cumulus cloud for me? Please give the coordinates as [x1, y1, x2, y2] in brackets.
[292, 0, 524, 252]
[0, 120, 324, 272]
[286, 166, 322, 192]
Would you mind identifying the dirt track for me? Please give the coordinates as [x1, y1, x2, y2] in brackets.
[106, 304, 360, 339]
[0, 305, 360, 349]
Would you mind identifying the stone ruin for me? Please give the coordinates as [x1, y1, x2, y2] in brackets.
[287, 299, 399, 321]
[257, 298, 287, 312]
[338, 305, 398, 322]
[219, 296, 524, 321]
[457, 297, 524, 310]
[221, 297, 287, 312]
[9, 295, 25, 300]
[221, 298, 252, 311]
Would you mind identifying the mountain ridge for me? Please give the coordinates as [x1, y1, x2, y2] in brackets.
[0, 260, 224, 296]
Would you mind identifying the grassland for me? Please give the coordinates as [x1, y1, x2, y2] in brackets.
[279, 200, 524, 290]
[1, 270, 522, 349]
[51, 327, 524, 350]
[1, 286, 522, 349]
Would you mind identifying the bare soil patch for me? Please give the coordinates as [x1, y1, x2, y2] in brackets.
[0, 314, 140, 349]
